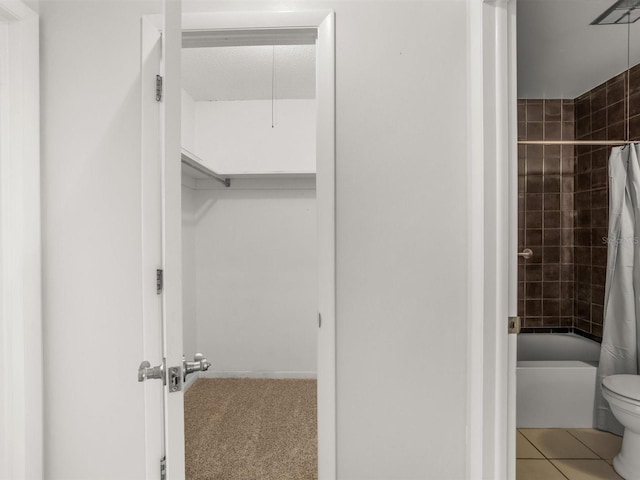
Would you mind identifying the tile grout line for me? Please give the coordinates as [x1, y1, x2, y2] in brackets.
[548, 459, 571, 480]
[519, 428, 616, 464]
[566, 429, 606, 461]
[517, 429, 548, 460]
[517, 428, 570, 480]
[521, 428, 623, 479]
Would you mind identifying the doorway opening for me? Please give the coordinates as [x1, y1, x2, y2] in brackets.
[141, 11, 335, 477]
[180, 37, 319, 479]
[514, 1, 640, 478]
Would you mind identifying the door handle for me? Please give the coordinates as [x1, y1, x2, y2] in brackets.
[138, 359, 181, 392]
[518, 248, 533, 260]
[183, 353, 211, 381]
[138, 359, 165, 384]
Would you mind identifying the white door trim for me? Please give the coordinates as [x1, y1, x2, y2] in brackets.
[144, 9, 336, 480]
[467, 0, 517, 479]
[0, 1, 41, 480]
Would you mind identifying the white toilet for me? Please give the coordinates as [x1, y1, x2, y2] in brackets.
[602, 374, 640, 480]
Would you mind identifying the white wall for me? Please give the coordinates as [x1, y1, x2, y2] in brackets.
[194, 99, 316, 174]
[182, 185, 197, 363]
[327, 3, 468, 478]
[41, 1, 470, 479]
[190, 182, 317, 377]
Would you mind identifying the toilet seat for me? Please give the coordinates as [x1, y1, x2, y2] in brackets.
[603, 375, 640, 404]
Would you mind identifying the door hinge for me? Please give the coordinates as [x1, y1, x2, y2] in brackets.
[160, 456, 166, 480]
[156, 269, 163, 294]
[156, 75, 163, 102]
[508, 316, 521, 334]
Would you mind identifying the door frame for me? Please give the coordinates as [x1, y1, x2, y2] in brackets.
[467, 0, 517, 479]
[144, 9, 337, 479]
[0, 1, 41, 479]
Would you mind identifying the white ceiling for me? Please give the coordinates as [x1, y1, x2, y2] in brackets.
[518, 0, 640, 99]
[182, 45, 316, 101]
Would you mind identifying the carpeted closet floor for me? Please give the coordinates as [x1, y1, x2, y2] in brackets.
[184, 378, 317, 480]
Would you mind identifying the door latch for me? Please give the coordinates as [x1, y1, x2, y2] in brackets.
[508, 316, 521, 334]
[167, 366, 182, 393]
[138, 359, 183, 392]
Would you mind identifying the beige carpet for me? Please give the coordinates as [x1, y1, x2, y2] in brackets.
[184, 378, 317, 480]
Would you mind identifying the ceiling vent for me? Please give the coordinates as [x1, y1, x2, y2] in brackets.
[591, 0, 640, 25]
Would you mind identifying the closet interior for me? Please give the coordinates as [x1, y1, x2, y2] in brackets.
[180, 42, 319, 479]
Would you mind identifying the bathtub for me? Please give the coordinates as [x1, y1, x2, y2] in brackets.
[517, 333, 601, 428]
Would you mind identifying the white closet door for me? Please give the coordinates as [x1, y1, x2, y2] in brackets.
[140, 14, 167, 480]
[140, 1, 185, 477]
[160, 0, 186, 478]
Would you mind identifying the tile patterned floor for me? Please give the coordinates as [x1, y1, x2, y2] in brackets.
[517, 429, 623, 480]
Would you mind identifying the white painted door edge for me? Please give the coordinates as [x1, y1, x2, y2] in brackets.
[140, 15, 166, 480]
[506, 3, 519, 479]
[466, 0, 485, 476]
[0, 2, 41, 480]
[160, 1, 185, 478]
[467, 1, 516, 479]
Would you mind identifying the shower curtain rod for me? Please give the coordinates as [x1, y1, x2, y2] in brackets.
[518, 140, 636, 146]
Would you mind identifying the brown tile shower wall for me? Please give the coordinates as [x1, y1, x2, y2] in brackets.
[572, 64, 640, 340]
[517, 64, 640, 341]
[517, 100, 575, 329]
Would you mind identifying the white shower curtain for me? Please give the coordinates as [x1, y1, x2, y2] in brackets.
[596, 143, 640, 435]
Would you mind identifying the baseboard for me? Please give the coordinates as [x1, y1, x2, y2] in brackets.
[199, 371, 317, 379]
[183, 371, 200, 392]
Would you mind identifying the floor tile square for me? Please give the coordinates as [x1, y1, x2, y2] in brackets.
[517, 431, 544, 459]
[568, 429, 622, 460]
[517, 459, 567, 480]
[551, 459, 623, 480]
[520, 429, 599, 459]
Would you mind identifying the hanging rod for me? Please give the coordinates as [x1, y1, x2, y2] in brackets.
[518, 140, 635, 146]
[181, 148, 230, 187]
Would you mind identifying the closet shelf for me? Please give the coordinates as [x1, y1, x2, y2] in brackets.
[181, 148, 230, 187]
[181, 147, 317, 185]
